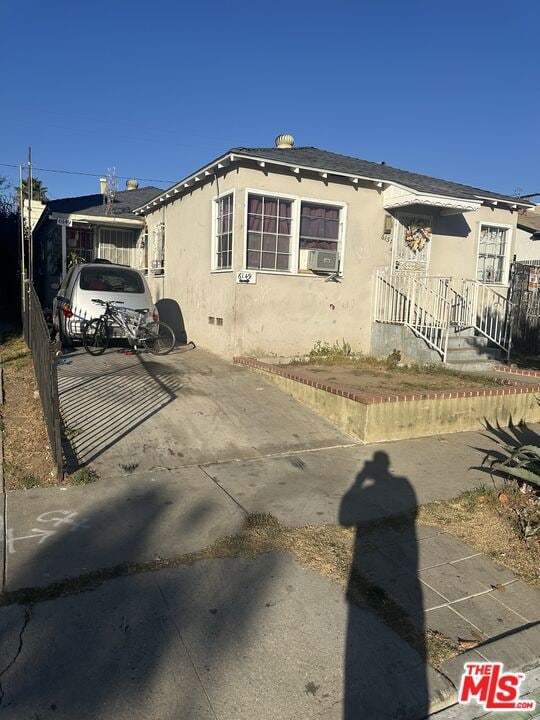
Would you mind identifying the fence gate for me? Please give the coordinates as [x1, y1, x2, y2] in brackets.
[509, 261, 540, 356]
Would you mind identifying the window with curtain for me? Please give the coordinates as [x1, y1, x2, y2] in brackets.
[477, 225, 509, 283]
[215, 194, 233, 269]
[246, 194, 293, 271]
[299, 202, 340, 250]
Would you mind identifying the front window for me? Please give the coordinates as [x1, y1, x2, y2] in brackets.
[247, 194, 293, 271]
[67, 226, 94, 265]
[99, 228, 137, 267]
[477, 225, 509, 283]
[214, 194, 233, 269]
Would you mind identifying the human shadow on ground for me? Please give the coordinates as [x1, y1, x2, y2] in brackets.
[339, 451, 428, 720]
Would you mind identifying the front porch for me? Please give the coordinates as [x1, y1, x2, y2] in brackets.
[373, 272, 511, 370]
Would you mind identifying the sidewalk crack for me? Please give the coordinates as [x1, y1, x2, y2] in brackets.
[0, 604, 32, 706]
[153, 577, 218, 719]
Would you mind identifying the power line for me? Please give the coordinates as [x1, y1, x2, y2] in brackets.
[0, 162, 174, 184]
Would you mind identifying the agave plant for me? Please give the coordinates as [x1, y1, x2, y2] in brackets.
[489, 444, 540, 540]
[490, 444, 540, 491]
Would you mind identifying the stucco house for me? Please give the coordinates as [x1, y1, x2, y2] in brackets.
[131, 135, 531, 366]
[32, 180, 161, 309]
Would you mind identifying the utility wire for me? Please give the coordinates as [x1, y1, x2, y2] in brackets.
[0, 162, 174, 184]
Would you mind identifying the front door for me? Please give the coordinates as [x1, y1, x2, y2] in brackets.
[391, 213, 432, 274]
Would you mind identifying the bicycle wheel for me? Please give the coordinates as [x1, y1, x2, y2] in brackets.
[82, 318, 110, 356]
[140, 321, 175, 355]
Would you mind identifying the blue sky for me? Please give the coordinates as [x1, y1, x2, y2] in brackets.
[1, 0, 538, 200]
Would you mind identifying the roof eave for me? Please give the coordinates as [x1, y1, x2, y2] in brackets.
[133, 150, 532, 214]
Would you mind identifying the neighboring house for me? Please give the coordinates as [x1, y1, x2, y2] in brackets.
[515, 205, 540, 262]
[134, 135, 532, 366]
[32, 180, 161, 309]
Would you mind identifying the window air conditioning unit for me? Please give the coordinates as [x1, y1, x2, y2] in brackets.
[307, 249, 339, 273]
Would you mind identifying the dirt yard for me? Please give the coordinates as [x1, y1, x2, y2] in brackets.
[0, 334, 58, 489]
[283, 356, 511, 396]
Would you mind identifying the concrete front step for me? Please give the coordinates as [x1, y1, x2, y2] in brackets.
[444, 358, 499, 372]
[446, 334, 491, 349]
[445, 346, 502, 363]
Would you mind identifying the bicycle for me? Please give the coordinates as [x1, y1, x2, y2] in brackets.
[81, 299, 175, 356]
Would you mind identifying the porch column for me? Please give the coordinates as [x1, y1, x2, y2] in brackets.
[61, 225, 67, 279]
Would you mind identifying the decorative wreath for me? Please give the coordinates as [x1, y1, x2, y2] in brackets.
[405, 225, 432, 252]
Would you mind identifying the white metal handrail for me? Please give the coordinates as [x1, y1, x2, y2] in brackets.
[375, 271, 451, 359]
[449, 278, 512, 353]
[374, 271, 512, 361]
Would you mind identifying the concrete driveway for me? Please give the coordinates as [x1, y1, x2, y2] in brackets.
[58, 346, 355, 477]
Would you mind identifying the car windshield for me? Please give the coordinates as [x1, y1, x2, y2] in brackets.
[79, 266, 145, 294]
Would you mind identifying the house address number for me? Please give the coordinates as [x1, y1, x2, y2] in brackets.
[236, 271, 257, 284]
[56, 218, 73, 227]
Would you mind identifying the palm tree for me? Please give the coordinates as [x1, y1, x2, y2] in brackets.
[16, 176, 48, 203]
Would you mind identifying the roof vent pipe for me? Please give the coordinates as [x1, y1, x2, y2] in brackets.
[275, 133, 295, 149]
[100, 177, 107, 194]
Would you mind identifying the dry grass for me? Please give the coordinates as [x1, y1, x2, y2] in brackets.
[0, 334, 100, 489]
[0, 334, 58, 489]
[419, 486, 540, 589]
[283, 354, 511, 395]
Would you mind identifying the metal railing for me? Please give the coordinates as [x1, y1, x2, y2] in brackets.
[22, 281, 64, 479]
[449, 278, 512, 353]
[374, 271, 451, 359]
[374, 271, 512, 362]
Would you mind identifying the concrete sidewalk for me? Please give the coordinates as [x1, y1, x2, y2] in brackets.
[4, 423, 536, 591]
[1, 530, 538, 719]
[0, 553, 454, 719]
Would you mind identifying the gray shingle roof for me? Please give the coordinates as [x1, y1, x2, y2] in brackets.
[230, 146, 522, 204]
[48, 186, 161, 219]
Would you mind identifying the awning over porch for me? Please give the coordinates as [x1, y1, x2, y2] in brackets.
[383, 184, 482, 214]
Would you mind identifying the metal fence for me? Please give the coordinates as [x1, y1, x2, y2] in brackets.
[22, 281, 64, 479]
[509, 261, 540, 356]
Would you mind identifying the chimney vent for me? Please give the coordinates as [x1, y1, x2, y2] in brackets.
[100, 177, 107, 194]
[126, 178, 139, 191]
[275, 133, 295, 149]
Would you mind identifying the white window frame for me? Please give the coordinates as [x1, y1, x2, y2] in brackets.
[476, 222, 513, 285]
[151, 221, 166, 276]
[211, 190, 235, 272]
[242, 188, 347, 276]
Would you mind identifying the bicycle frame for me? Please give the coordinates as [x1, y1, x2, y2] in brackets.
[97, 302, 148, 346]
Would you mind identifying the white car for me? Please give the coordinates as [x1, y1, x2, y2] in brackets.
[53, 261, 157, 346]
